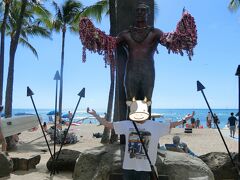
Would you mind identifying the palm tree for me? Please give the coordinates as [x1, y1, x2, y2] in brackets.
[0, 0, 11, 106]
[4, 0, 51, 117]
[52, 0, 83, 120]
[101, 64, 115, 143]
[229, 0, 240, 11]
[52, 0, 108, 118]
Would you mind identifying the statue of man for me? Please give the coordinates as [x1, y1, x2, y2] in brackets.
[79, 2, 197, 102]
[117, 3, 173, 102]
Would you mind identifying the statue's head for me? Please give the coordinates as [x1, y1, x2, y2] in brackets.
[126, 97, 151, 122]
[136, 3, 149, 23]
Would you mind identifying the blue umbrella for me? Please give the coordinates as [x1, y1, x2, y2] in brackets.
[47, 110, 57, 115]
[0, 113, 5, 117]
[15, 112, 34, 116]
[61, 113, 69, 118]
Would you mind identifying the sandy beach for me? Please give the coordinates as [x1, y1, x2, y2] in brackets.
[0, 124, 238, 180]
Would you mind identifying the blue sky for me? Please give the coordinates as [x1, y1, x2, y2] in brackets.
[2, 0, 240, 111]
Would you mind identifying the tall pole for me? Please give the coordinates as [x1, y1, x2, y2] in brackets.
[55, 88, 85, 163]
[197, 81, 239, 173]
[52, 71, 60, 175]
[27, 87, 53, 159]
[235, 65, 240, 163]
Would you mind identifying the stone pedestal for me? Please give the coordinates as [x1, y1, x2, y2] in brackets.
[0, 152, 13, 177]
[47, 149, 81, 172]
[12, 154, 40, 171]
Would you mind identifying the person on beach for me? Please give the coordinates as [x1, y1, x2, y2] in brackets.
[195, 118, 200, 128]
[213, 113, 219, 129]
[56, 112, 62, 130]
[227, 112, 238, 138]
[0, 106, 7, 153]
[87, 105, 194, 180]
[43, 122, 48, 132]
[68, 111, 73, 120]
[206, 112, 212, 128]
[172, 135, 197, 157]
[190, 116, 196, 128]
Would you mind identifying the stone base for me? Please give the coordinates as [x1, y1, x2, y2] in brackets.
[12, 154, 41, 171]
[47, 149, 81, 172]
[0, 152, 13, 177]
[109, 173, 169, 180]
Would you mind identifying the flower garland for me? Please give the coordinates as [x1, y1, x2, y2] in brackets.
[79, 17, 117, 67]
[160, 10, 197, 60]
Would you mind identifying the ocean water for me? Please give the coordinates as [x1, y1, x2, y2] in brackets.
[6, 108, 239, 129]
[152, 109, 239, 129]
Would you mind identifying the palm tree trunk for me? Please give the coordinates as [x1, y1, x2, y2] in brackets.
[0, 1, 10, 105]
[58, 29, 66, 119]
[101, 63, 115, 144]
[5, 0, 28, 117]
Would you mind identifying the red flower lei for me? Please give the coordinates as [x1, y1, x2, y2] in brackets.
[79, 17, 117, 67]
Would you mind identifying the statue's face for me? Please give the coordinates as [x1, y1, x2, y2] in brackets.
[136, 6, 148, 23]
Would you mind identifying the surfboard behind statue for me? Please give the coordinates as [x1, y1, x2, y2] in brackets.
[1, 115, 40, 137]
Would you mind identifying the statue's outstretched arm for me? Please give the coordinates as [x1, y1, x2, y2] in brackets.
[159, 10, 197, 60]
[79, 17, 117, 65]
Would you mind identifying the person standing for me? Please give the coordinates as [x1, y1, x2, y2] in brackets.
[195, 118, 200, 128]
[227, 112, 238, 138]
[87, 106, 194, 180]
[56, 112, 62, 130]
[68, 111, 73, 121]
[206, 112, 212, 128]
[191, 116, 196, 128]
[213, 113, 219, 129]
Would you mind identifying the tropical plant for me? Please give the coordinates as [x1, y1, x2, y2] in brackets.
[0, 0, 11, 106]
[101, 64, 115, 144]
[52, 0, 83, 120]
[228, 0, 240, 11]
[4, 0, 52, 117]
[52, 0, 108, 119]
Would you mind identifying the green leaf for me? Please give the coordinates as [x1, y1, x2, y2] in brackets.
[18, 37, 38, 59]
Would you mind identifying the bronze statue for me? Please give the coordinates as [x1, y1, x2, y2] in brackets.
[79, 3, 197, 102]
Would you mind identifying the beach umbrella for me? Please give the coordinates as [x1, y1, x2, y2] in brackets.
[47, 110, 57, 115]
[15, 112, 34, 116]
[61, 113, 69, 118]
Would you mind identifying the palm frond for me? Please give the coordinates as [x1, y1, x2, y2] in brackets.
[228, 0, 240, 12]
[20, 29, 28, 40]
[31, 3, 52, 20]
[18, 37, 38, 59]
[24, 25, 51, 39]
[62, 0, 82, 23]
[52, 1, 63, 22]
[69, 23, 79, 33]
[53, 19, 62, 32]
[80, 0, 108, 23]
[34, 17, 53, 30]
